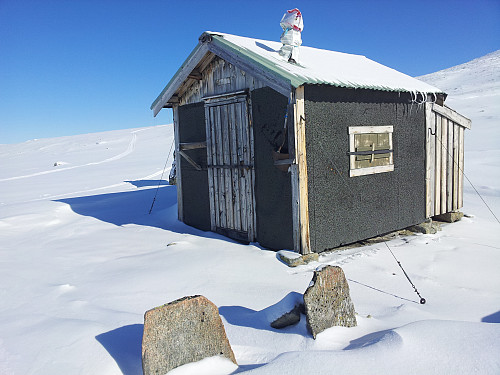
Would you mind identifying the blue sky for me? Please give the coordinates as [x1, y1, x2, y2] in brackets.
[1, 0, 499, 144]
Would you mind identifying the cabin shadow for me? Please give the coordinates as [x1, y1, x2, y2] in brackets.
[124, 179, 168, 188]
[54, 182, 236, 242]
[96, 324, 143, 375]
[482, 311, 500, 323]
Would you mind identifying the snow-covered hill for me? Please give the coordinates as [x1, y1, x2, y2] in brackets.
[1, 52, 500, 375]
[418, 50, 500, 152]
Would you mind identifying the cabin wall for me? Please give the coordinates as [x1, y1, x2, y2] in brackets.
[303, 86, 426, 252]
[251, 87, 294, 250]
[177, 102, 211, 231]
[176, 58, 293, 249]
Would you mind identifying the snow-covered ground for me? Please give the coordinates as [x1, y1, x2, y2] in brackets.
[1, 51, 499, 375]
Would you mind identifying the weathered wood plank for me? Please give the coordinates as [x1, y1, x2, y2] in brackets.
[434, 114, 441, 214]
[246, 96, 257, 241]
[431, 103, 471, 129]
[458, 126, 465, 208]
[215, 105, 226, 228]
[349, 164, 394, 177]
[205, 105, 217, 231]
[203, 90, 248, 102]
[228, 103, 242, 231]
[348, 125, 393, 134]
[236, 101, 247, 234]
[294, 86, 311, 254]
[221, 105, 234, 229]
[440, 117, 448, 215]
[447, 120, 454, 212]
[453, 123, 460, 210]
[179, 141, 207, 150]
[178, 150, 202, 171]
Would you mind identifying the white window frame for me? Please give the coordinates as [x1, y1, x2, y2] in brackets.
[349, 125, 394, 177]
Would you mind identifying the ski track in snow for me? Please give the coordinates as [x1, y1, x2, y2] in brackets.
[0, 130, 141, 182]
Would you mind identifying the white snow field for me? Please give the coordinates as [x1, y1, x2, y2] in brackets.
[1, 51, 500, 375]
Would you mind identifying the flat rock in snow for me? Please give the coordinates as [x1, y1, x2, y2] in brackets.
[304, 266, 357, 338]
[142, 295, 236, 375]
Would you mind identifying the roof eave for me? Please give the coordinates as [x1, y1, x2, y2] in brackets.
[151, 32, 296, 116]
[151, 42, 209, 116]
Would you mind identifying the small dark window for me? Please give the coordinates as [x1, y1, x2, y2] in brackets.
[349, 126, 394, 177]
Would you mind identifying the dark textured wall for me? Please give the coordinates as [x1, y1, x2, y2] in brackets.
[251, 87, 294, 250]
[304, 85, 426, 252]
[178, 103, 211, 231]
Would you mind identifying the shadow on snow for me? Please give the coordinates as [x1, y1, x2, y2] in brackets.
[96, 324, 144, 375]
[54, 182, 232, 243]
[482, 310, 500, 323]
[219, 292, 310, 336]
[124, 179, 168, 188]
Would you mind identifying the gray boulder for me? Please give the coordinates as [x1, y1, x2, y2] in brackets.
[303, 266, 357, 339]
[433, 211, 463, 223]
[142, 295, 237, 374]
[270, 303, 304, 329]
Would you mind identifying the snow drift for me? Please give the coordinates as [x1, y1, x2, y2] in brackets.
[0, 51, 499, 374]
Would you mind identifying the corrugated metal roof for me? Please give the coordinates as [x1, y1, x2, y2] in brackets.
[210, 32, 443, 94]
[152, 31, 444, 114]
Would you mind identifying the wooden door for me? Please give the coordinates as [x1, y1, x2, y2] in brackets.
[204, 92, 256, 242]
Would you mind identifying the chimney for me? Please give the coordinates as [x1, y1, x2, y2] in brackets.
[279, 8, 303, 64]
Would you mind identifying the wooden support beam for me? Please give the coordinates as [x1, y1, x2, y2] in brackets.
[179, 141, 207, 150]
[431, 103, 471, 129]
[458, 126, 464, 208]
[294, 86, 311, 254]
[178, 150, 202, 171]
[187, 69, 202, 80]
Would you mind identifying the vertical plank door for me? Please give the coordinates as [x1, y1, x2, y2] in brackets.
[204, 93, 256, 242]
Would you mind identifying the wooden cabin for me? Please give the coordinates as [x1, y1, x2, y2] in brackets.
[151, 32, 471, 254]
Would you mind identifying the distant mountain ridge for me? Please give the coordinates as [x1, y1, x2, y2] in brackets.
[418, 50, 500, 98]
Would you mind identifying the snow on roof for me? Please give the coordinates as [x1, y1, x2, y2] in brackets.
[211, 31, 443, 94]
[152, 31, 444, 114]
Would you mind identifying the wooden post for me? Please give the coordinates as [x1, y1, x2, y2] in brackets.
[458, 126, 464, 208]
[447, 120, 453, 213]
[440, 117, 448, 214]
[434, 114, 441, 214]
[453, 123, 459, 210]
[294, 86, 311, 254]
